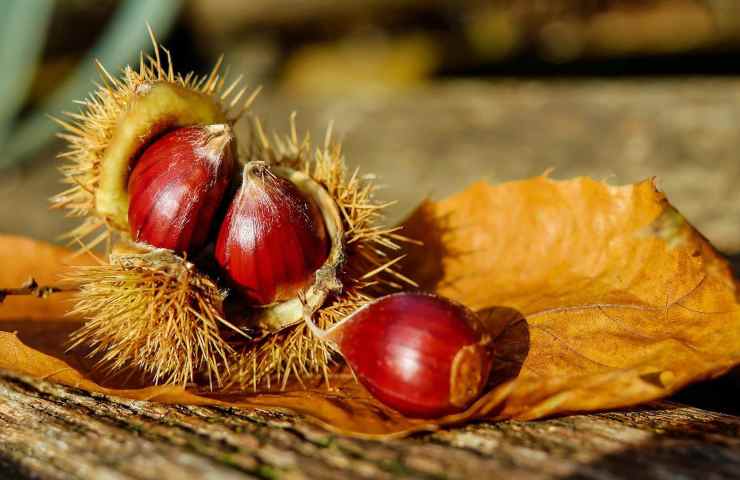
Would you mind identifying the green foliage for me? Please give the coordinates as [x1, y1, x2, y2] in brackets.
[0, 0, 54, 160]
[0, 0, 182, 168]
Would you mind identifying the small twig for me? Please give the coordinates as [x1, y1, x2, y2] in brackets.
[0, 278, 76, 303]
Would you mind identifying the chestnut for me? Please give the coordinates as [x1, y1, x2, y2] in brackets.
[306, 292, 493, 418]
[215, 162, 331, 306]
[127, 124, 235, 255]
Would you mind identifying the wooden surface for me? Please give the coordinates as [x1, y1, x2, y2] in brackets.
[2, 79, 740, 479]
[3, 79, 740, 252]
[255, 78, 740, 253]
[0, 369, 738, 479]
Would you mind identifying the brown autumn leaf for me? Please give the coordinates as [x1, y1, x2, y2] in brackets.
[0, 236, 90, 321]
[1, 176, 739, 438]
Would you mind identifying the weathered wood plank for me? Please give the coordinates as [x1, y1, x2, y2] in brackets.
[2, 79, 740, 479]
[4, 79, 740, 253]
[253, 79, 740, 252]
[0, 370, 738, 479]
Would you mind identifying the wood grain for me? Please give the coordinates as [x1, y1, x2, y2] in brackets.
[1, 369, 738, 479]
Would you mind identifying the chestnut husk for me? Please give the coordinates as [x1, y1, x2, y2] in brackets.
[225, 120, 417, 389]
[51, 28, 258, 251]
[53, 31, 416, 389]
[52, 31, 259, 386]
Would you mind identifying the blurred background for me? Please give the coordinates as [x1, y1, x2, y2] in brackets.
[0, 0, 738, 410]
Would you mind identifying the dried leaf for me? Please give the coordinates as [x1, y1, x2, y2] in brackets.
[0, 235, 94, 320]
[1, 177, 739, 438]
[401, 176, 740, 420]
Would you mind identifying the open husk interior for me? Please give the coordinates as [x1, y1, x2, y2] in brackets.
[52, 28, 258, 253]
[225, 119, 417, 389]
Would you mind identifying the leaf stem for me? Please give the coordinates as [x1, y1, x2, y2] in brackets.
[0, 278, 75, 303]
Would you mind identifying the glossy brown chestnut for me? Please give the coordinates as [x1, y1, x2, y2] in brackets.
[127, 124, 235, 255]
[215, 162, 330, 306]
[307, 292, 492, 418]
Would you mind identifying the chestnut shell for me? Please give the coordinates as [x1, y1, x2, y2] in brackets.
[127, 125, 235, 254]
[332, 293, 492, 418]
[215, 164, 331, 306]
